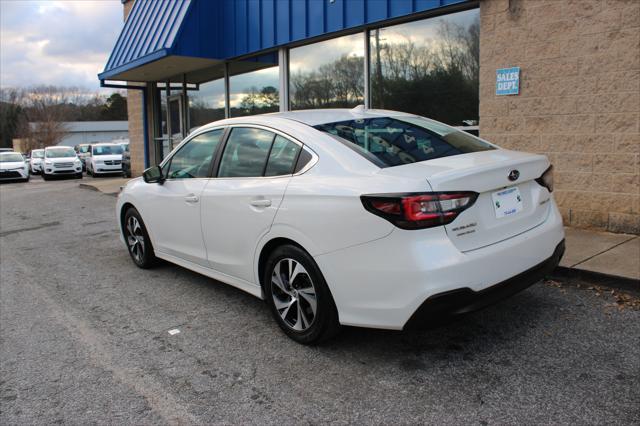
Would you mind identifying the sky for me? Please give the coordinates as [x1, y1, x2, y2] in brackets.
[0, 0, 123, 92]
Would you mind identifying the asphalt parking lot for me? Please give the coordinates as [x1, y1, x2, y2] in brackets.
[1, 177, 639, 425]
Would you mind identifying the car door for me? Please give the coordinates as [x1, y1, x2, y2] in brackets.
[200, 126, 302, 284]
[143, 128, 224, 266]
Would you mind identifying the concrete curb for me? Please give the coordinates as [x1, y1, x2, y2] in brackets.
[551, 266, 640, 295]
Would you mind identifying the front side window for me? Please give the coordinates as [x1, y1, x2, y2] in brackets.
[315, 116, 493, 168]
[166, 129, 224, 179]
[45, 148, 75, 158]
[218, 128, 275, 177]
[92, 145, 123, 155]
[265, 136, 301, 176]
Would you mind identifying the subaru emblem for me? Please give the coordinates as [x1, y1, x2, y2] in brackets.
[508, 170, 520, 181]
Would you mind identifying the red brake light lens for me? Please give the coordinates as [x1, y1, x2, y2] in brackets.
[361, 192, 478, 230]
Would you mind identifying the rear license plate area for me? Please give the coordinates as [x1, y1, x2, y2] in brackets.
[492, 186, 523, 218]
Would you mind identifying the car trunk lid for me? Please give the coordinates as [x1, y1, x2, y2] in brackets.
[378, 150, 552, 252]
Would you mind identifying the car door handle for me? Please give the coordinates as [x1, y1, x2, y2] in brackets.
[184, 194, 199, 204]
[250, 199, 271, 207]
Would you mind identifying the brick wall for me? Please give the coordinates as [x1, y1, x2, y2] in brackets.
[123, 0, 146, 177]
[479, 0, 640, 234]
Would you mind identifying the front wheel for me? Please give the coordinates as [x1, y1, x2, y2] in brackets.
[75, 172, 82, 179]
[123, 207, 157, 269]
[42, 174, 50, 181]
[264, 245, 340, 344]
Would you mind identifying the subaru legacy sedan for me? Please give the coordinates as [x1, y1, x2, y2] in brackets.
[117, 108, 564, 344]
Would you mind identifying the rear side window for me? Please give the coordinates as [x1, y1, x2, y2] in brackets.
[218, 128, 274, 177]
[265, 136, 301, 176]
[314, 116, 494, 168]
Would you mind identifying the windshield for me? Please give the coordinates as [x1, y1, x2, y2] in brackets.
[92, 145, 123, 155]
[0, 153, 24, 163]
[314, 116, 495, 168]
[32, 150, 44, 158]
[78, 146, 89, 153]
[45, 148, 76, 158]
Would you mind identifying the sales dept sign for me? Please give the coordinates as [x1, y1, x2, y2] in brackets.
[496, 67, 520, 95]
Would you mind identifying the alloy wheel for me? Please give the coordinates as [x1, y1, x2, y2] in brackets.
[126, 216, 145, 263]
[271, 258, 317, 331]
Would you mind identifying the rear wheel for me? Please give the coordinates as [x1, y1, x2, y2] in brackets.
[264, 245, 340, 344]
[123, 207, 156, 269]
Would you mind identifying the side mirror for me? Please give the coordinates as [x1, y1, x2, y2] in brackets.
[143, 165, 164, 184]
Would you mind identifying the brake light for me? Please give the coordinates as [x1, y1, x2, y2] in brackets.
[361, 192, 478, 229]
[535, 165, 554, 192]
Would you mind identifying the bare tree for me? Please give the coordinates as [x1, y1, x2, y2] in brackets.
[20, 86, 71, 151]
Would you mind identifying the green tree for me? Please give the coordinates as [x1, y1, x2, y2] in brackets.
[101, 93, 128, 120]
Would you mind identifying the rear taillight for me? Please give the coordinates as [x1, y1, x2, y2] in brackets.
[536, 165, 554, 192]
[361, 192, 478, 230]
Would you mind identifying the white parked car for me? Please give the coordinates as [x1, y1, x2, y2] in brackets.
[116, 108, 565, 344]
[87, 143, 124, 176]
[75, 144, 90, 171]
[42, 146, 83, 180]
[0, 151, 30, 182]
[29, 149, 44, 174]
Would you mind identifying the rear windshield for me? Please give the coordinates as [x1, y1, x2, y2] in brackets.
[92, 145, 123, 155]
[46, 148, 75, 158]
[314, 116, 494, 168]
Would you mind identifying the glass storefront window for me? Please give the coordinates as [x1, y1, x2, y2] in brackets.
[189, 79, 226, 131]
[369, 9, 479, 126]
[229, 66, 279, 117]
[289, 33, 364, 110]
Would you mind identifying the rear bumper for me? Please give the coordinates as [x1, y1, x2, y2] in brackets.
[404, 239, 565, 329]
[314, 200, 565, 330]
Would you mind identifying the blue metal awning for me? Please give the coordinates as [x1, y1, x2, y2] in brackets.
[100, 0, 471, 83]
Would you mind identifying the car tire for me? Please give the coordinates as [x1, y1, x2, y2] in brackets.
[123, 207, 157, 269]
[23, 176, 30, 182]
[264, 245, 341, 344]
[75, 172, 82, 179]
[42, 174, 50, 181]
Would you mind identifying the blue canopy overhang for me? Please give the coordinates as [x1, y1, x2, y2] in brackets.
[99, 0, 470, 84]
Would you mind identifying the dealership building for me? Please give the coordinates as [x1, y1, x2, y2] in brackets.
[100, 0, 639, 233]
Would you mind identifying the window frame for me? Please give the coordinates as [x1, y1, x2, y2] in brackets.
[160, 124, 318, 180]
[211, 124, 317, 180]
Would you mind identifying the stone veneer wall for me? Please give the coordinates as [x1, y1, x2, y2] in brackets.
[479, 0, 639, 234]
[122, 0, 146, 177]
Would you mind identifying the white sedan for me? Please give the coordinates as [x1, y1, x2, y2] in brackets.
[0, 151, 29, 182]
[116, 108, 565, 344]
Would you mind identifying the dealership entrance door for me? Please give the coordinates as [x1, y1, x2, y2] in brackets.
[154, 85, 190, 162]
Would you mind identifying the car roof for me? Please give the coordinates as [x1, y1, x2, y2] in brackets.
[0, 151, 21, 155]
[45, 146, 74, 149]
[265, 106, 416, 126]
